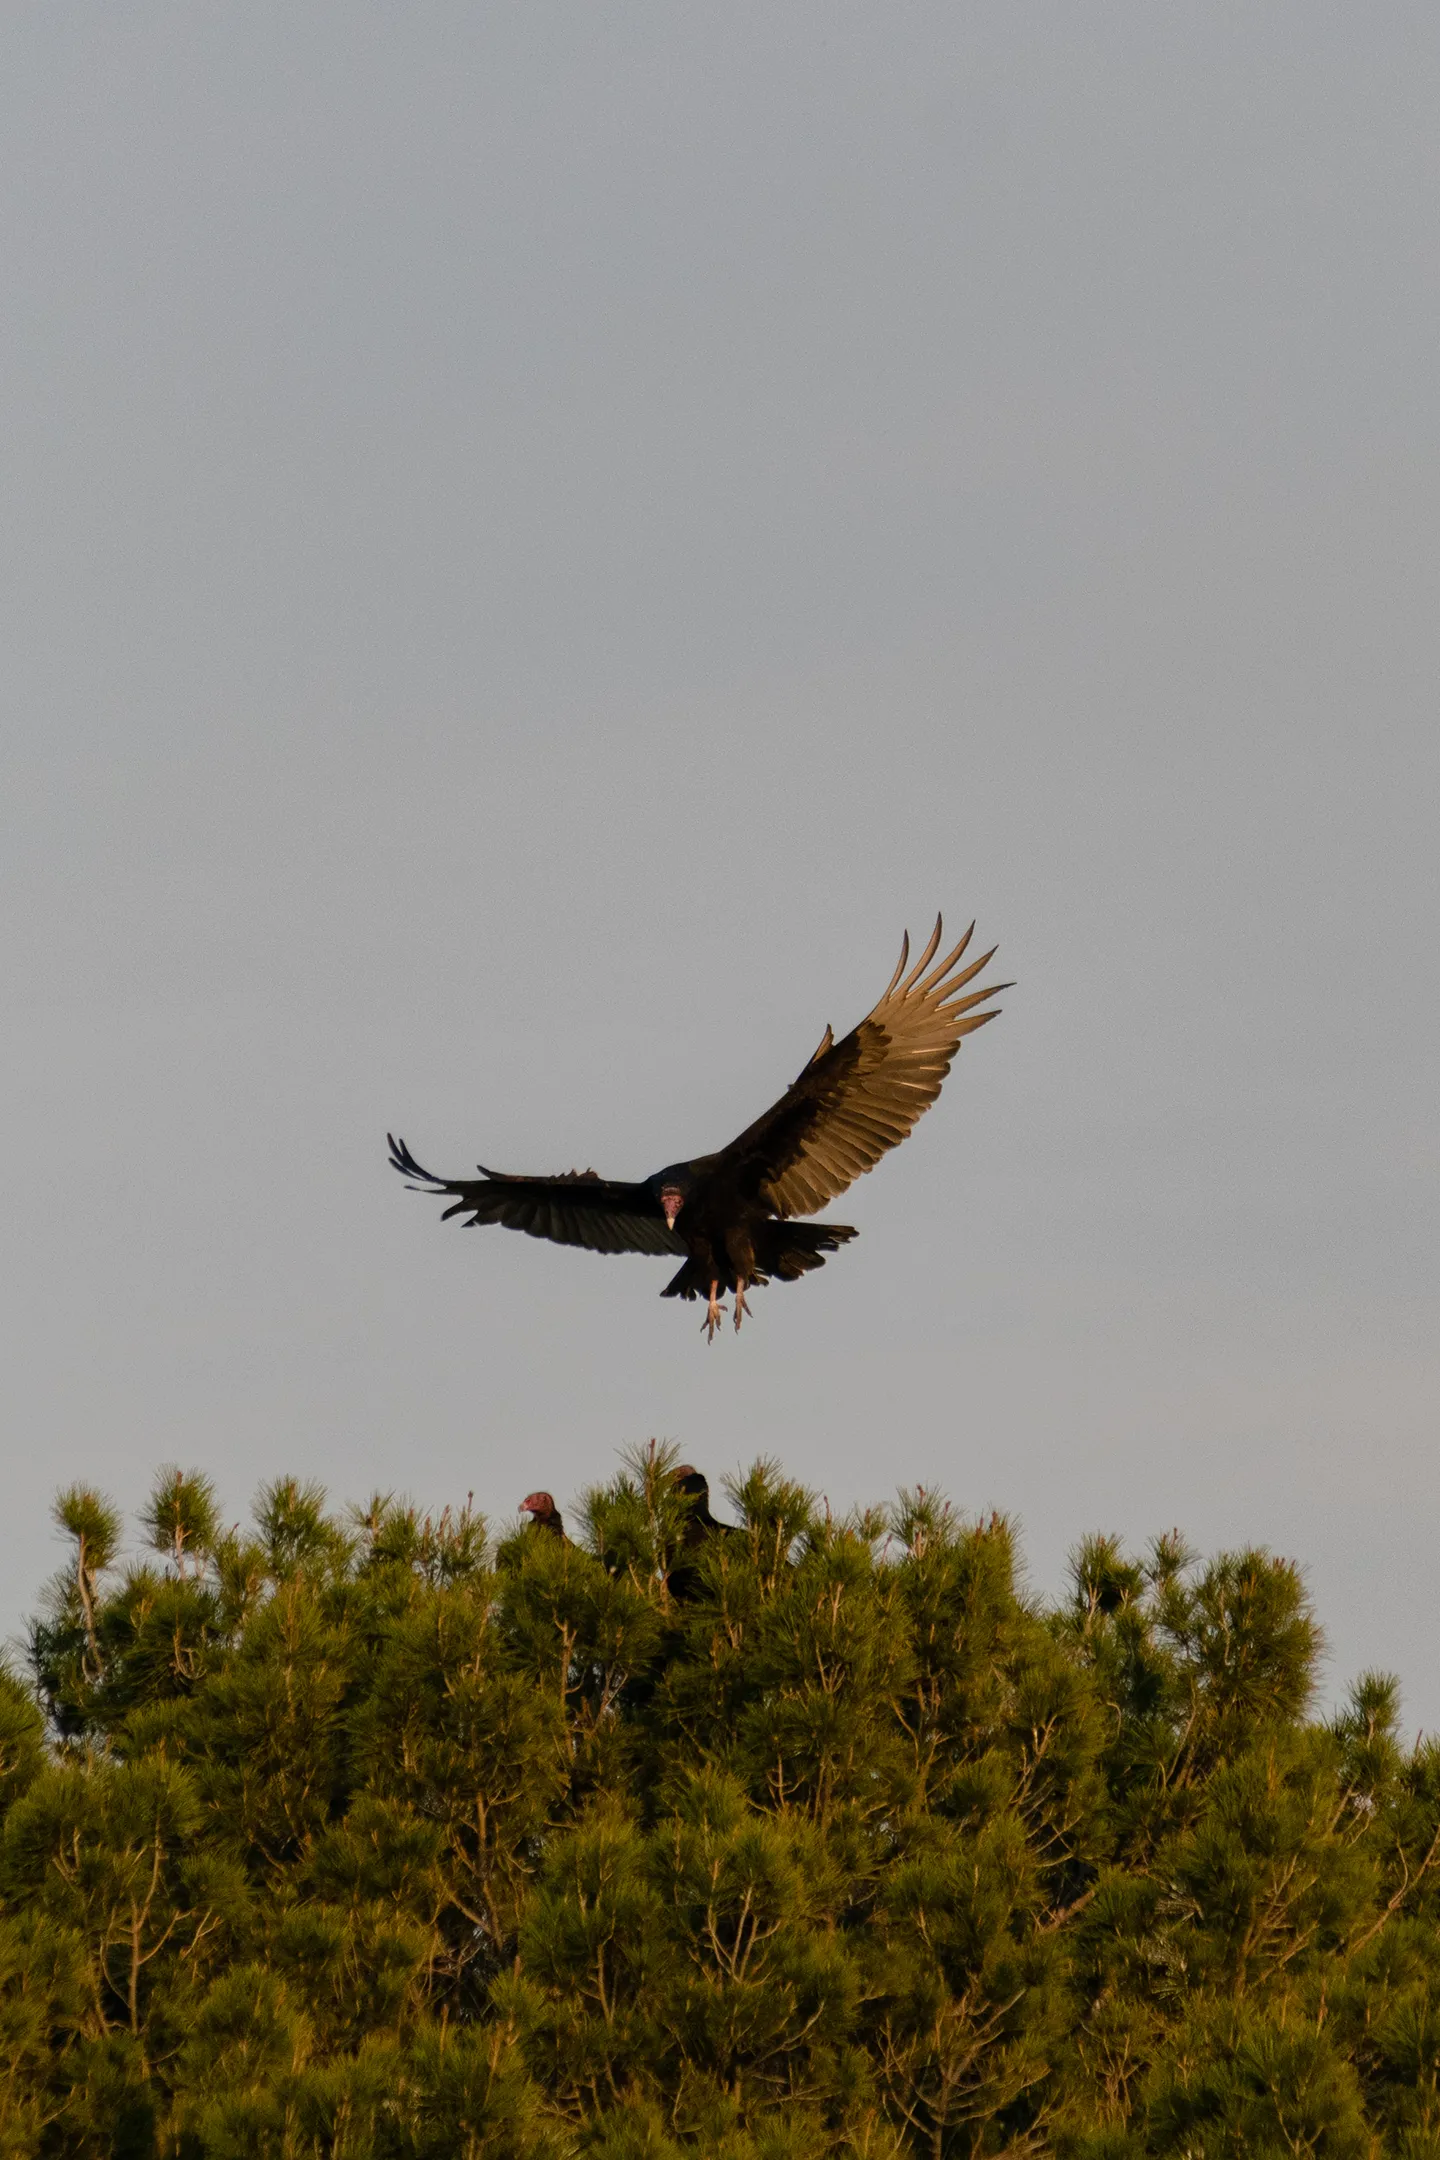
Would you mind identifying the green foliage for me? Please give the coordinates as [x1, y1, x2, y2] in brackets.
[0, 1458, 1435, 2157]
[140, 1469, 222, 1576]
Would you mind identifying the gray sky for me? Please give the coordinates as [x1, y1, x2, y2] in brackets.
[3, 7, 1437, 1726]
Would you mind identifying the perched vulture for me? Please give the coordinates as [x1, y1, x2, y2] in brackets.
[669, 1466, 736, 1602]
[672, 1466, 737, 1541]
[520, 1491, 565, 1538]
[390, 916, 1007, 1339]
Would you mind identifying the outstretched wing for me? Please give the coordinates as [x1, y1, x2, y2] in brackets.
[710, 918, 1009, 1218]
[388, 1135, 686, 1257]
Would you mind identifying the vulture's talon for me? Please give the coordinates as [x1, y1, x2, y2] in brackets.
[734, 1283, 752, 1332]
[702, 1292, 728, 1342]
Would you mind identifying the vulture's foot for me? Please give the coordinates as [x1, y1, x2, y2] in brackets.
[733, 1281, 753, 1332]
[702, 1284, 728, 1342]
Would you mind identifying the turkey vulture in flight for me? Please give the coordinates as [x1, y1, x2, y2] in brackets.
[389, 917, 1007, 1339]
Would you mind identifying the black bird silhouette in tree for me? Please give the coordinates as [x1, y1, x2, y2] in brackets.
[390, 917, 1008, 1340]
[670, 1466, 735, 1538]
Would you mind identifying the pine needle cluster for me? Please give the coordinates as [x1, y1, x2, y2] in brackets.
[3, 1446, 1437, 2158]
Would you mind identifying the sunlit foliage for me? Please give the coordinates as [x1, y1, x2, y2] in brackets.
[3, 1445, 1436, 2156]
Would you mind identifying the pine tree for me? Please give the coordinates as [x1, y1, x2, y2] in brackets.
[1, 1449, 1437, 2156]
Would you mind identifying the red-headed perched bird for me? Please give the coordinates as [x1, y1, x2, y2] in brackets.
[519, 1491, 565, 1538]
[390, 917, 1008, 1340]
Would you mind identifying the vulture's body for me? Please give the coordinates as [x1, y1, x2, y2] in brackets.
[668, 1466, 736, 1600]
[390, 917, 1007, 1337]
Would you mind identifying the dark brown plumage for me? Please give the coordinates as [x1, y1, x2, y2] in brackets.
[390, 916, 1008, 1339]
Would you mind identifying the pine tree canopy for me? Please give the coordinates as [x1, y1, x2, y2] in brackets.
[4, 1448, 1438, 2159]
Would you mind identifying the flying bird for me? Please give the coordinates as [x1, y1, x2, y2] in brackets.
[389, 916, 1007, 1339]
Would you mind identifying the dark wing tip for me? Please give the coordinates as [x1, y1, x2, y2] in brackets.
[387, 1133, 444, 1190]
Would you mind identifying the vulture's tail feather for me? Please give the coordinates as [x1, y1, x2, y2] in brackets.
[660, 1221, 857, 1300]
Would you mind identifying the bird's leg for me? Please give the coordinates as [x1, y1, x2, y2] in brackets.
[733, 1279, 752, 1332]
[702, 1281, 728, 1342]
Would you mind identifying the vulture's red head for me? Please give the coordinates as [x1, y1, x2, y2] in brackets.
[651, 1164, 693, 1231]
[520, 1491, 565, 1536]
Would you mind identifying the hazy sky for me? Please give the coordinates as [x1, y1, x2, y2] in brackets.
[4, 7, 1436, 1726]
